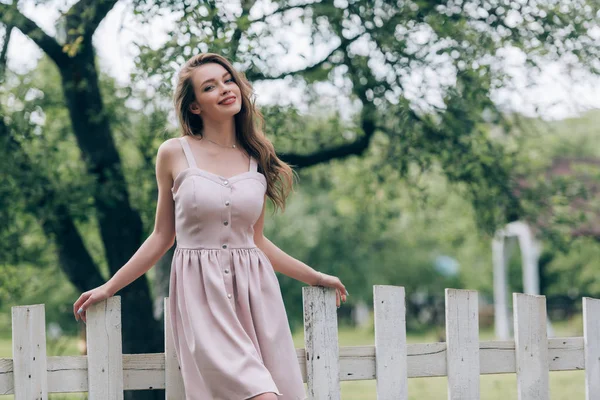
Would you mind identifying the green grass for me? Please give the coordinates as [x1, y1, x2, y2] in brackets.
[322, 372, 585, 400]
[0, 319, 587, 399]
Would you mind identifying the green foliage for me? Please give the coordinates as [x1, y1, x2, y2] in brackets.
[544, 237, 600, 298]
[126, 0, 600, 239]
[265, 132, 493, 326]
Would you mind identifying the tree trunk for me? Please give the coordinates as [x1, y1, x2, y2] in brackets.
[59, 38, 165, 400]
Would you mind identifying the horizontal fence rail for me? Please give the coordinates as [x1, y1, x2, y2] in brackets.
[0, 288, 598, 399]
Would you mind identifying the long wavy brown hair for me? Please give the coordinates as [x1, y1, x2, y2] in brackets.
[173, 53, 295, 212]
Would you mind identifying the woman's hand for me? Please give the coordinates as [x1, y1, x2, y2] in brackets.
[312, 272, 349, 308]
[73, 284, 113, 324]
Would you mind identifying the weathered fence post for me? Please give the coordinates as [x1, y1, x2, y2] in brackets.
[303, 286, 340, 400]
[583, 297, 600, 400]
[373, 285, 408, 400]
[513, 293, 549, 400]
[86, 296, 124, 399]
[12, 304, 48, 400]
[445, 289, 480, 400]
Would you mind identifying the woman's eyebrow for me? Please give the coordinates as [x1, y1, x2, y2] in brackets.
[201, 72, 231, 86]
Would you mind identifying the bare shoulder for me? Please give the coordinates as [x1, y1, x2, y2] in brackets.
[156, 137, 183, 181]
[158, 137, 183, 156]
[156, 137, 183, 164]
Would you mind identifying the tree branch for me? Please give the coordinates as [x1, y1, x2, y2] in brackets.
[0, 23, 12, 78]
[280, 102, 377, 168]
[276, 15, 378, 168]
[246, 32, 364, 81]
[0, 4, 68, 66]
[230, 0, 257, 58]
[249, 2, 315, 24]
[280, 131, 371, 168]
[65, 0, 120, 39]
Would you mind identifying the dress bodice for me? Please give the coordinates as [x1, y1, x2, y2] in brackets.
[171, 136, 267, 250]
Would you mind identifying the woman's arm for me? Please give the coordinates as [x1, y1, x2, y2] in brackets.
[74, 139, 178, 322]
[253, 196, 348, 306]
[253, 202, 320, 286]
[104, 140, 177, 296]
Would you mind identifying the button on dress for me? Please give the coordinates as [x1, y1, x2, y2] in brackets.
[168, 136, 307, 400]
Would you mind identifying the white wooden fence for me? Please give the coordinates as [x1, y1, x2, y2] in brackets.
[1, 286, 599, 399]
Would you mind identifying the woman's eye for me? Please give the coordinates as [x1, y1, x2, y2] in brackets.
[204, 78, 234, 91]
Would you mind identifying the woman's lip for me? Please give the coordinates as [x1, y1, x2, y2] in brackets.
[219, 96, 236, 104]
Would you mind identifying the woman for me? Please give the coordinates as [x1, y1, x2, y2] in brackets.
[73, 53, 348, 400]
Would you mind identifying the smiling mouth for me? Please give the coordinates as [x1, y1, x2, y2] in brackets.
[220, 97, 236, 105]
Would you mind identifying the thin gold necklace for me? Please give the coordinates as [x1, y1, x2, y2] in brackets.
[202, 137, 237, 149]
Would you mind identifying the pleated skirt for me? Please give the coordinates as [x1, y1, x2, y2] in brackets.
[168, 247, 307, 400]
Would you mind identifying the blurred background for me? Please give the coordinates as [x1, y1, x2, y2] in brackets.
[0, 0, 599, 399]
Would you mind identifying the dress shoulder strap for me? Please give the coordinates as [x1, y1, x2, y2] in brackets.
[178, 137, 197, 168]
[250, 156, 258, 173]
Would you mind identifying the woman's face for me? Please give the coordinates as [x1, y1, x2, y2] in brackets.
[189, 62, 242, 122]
